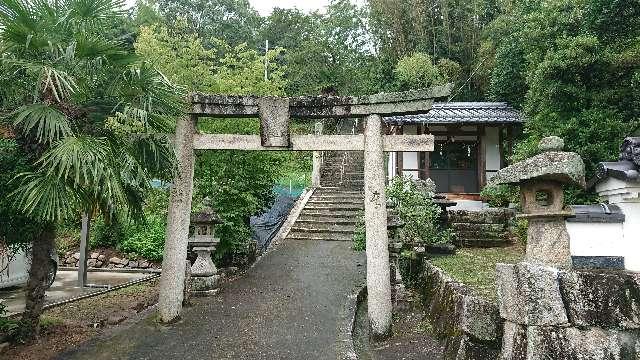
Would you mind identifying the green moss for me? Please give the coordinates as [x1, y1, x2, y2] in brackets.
[429, 246, 524, 301]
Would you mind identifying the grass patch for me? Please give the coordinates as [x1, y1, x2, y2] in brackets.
[429, 245, 525, 301]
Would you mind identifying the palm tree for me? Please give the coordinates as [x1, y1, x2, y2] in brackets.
[0, 0, 184, 338]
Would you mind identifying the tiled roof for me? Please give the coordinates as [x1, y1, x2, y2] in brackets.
[384, 102, 524, 125]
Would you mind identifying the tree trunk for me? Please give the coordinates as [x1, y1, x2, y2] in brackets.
[20, 222, 55, 339]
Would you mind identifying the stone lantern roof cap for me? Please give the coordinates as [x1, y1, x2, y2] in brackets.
[191, 205, 222, 224]
[488, 136, 586, 188]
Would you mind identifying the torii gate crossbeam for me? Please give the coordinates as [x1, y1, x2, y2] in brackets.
[158, 85, 451, 338]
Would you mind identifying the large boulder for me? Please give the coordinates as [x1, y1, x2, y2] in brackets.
[496, 262, 568, 326]
[560, 270, 640, 329]
[460, 296, 502, 342]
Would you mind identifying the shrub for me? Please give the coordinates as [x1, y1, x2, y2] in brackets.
[117, 216, 166, 262]
[352, 176, 453, 249]
[480, 184, 519, 208]
[352, 211, 365, 251]
[386, 176, 453, 245]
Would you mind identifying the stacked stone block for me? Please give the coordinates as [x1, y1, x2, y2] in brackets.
[421, 261, 502, 359]
[448, 208, 515, 247]
[497, 263, 640, 359]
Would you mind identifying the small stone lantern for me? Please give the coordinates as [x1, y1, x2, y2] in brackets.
[488, 136, 585, 268]
[189, 202, 222, 292]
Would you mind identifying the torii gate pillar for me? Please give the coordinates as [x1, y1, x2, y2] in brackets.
[158, 115, 196, 321]
[363, 114, 392, 338]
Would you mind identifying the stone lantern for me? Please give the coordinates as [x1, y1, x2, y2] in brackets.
[488, 136, 585, 268]
[189, 202, 222, 292]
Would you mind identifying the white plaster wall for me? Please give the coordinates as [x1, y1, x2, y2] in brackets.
[484, 127, 501, 181]
[567, 222, 626, 258]
[617, 202, 640, 272]
[568, 177, 640, 272]
[402, 124, 419, 179]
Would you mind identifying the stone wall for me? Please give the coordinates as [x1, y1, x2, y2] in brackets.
[61, 251, 159, 270]
[448, 208, 515, 247]
[420, 261, 502, 359]
[497, 262, 640, 359]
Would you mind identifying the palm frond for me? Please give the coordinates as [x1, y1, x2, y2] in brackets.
[0, 0, 63, 50]
[66, 0, 126, 26]
[11, 103, 73, 143]
[110, 63, 186, 123]
[1, 58, 78, 101]
[12, 171, 80, 222]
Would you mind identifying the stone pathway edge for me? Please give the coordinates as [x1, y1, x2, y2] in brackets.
[337, 284, 367, 360]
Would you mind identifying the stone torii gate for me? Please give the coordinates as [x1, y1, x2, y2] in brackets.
[158, 85, 451, 338]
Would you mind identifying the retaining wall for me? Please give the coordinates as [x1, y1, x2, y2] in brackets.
[497, 262, 640, 359]
[420, 261, 502, 359]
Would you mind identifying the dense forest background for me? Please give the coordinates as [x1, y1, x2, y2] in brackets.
[132, 0, 640, 168]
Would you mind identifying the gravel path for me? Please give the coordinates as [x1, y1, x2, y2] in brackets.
[59, 239, 366, 360]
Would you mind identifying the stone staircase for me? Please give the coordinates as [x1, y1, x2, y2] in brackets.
[319, 151, 365, 190]
[287, 187, 364, 242]
[448, 208, 515, 247]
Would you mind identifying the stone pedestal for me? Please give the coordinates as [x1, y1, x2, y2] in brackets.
[190, 245, 219, 291]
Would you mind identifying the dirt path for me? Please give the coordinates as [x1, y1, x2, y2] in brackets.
[59, 239, 366, 360]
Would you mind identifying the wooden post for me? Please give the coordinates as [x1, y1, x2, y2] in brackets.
[396, 125, 403, 176]
[477, 125, 486, 189]
[363, 114, 392, 339]
[77, 213, 90, 287]
[498, 126, 505, 169]
[158, 115, 196, 323]
[507, 125, 514, 165]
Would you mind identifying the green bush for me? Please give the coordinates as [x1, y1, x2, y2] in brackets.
[90, 216, 125, 249]
[480, 184, 519, 208]
[117, 216, 166, 261]
[352, 176, 453, 249]
[352, 211, 365, 251]
[387, 176, 453, 245]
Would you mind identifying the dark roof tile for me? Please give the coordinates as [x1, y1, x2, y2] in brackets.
[384, 102, 524, 125]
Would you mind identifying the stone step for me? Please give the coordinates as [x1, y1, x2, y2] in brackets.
[308, 198, 363, 205]
[290, 224, 355, 233]
[450, 223, 507, 232]
[454, 238, 512, 248]
[311, 194, 364, 201]
[304, 203, 364, 211]
[295, 217, 357, 225]
[299, 209, 361, 218]
[447, 209, 515, 224]
[287, 231, 353, 242]
[455, 231, 510, 240]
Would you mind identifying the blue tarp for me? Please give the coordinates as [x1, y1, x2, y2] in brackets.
[250, 186, 303, 250]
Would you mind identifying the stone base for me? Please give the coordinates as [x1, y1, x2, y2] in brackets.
[191, 288, 220, 297]
[191, 275, 219, 291]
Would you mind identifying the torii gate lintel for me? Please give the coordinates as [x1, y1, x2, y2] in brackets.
[158, 85, 451, 338]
